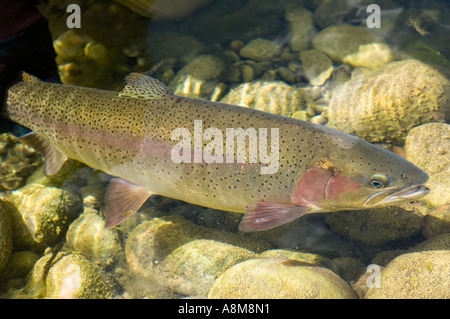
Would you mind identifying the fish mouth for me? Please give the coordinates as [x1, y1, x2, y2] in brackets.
[364, 184, 430, 207]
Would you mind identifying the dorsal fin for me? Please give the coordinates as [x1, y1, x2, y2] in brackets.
[18, 132, 68, 175]
[21, 72, 41, 83]
[118, 73, 173, 99]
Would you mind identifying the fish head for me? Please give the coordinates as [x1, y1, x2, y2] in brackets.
[292, 139, 429, 211]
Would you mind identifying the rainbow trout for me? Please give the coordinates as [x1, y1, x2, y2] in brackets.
[4, 72, 429, 231]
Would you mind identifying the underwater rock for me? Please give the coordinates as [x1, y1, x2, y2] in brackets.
[173, 54, 225, 81]
[276, 66, 297, 83]
[66, 208, 123, 267]
[158, 239, 256, 297]
[125, 216, 203, 278]
[0, 133, 43, 191]
[220, 81, 305, 117]
[239, 38, 282, 62]
[0, 251, 40, 282]
[208, 257, 356, 299]
[404, 41, 450, 69]
[365, 251, 450, 298]
[169, 54, 226, 99]
[313, 24, 392, 69]
[240, 64, 255, 83]
[6, 184, 82, 250]
[325, 206, 424, 246]
[370, 250, 407, 267]
[327, 60, 450, 144]
[326, 257, 366, 283]
[299, 49, 333, 86]
[25, 252, 115, 298]
[114, 0, 213, 20]
[173, 0, 286, 44]
[0, 200, 12, 273]
[285, 5, 315, 52]
[422, 204, 450, 239]
[43, 0, 151, 90]
[313, 0, 360, 29]
[257, 249, 328, 266]
[405, 123, 450, 207]
[410, 233, 450, 252]
[53, 30, 89, 61]
[125, 214, 273, 279]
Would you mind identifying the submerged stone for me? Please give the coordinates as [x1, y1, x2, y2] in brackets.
[239, 38, 282, 61]
[6, 184, 82, 250]
[327, 60, 450, 144]
[158, 239, 256, 297]
[313, 24, 392, 69]
[365, 251, 450, 299]
[405, 123, 450, 207]
[208, 257, 356, 299]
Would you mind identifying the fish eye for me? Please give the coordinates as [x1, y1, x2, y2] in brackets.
[368, 174, 390, 189]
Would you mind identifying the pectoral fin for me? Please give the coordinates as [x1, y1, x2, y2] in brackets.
[18, 132, 68, 175]
[239, 201, 311, 232]
[103, 178, 153, 228]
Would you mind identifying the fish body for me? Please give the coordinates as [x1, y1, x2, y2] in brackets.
[5, 72, 429, 230]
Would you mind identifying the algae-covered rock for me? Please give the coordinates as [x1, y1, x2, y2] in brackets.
[365, 251, 450, 299]
[313, 24, 392, 69]
[0, 200, 12, 273]
[325, 206, 424, 246]
[40, 0, 152, 90]
[422, 204, 450, 239]
[220, 81, 305, 117]
[285, 6, 315, 52]
[208, 257, 356, 299]
[326, 257, 366, 283]
[405, 123, 450, 207]
[125, 214, 273, 280]
[54, 30, 122, 89]
[257, 249, 327, 266]
[158, 239, 256, 297]
[410, 233, 450, 252]
[25, 252, 115, 298]
[299, 49, 333, 86]
[0, 251, 40, 282]
[169, 54, 226, 99]
[239, 38, 282, 61]
[327, 60, 450, 144]
[173, 54, 225, 81]
[313, 0, 361, 29]
[0, 133, 43, 191]
[6, 184, 82, 250]
[66, 208, 123, 267]
[125, 216, 203, 278]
